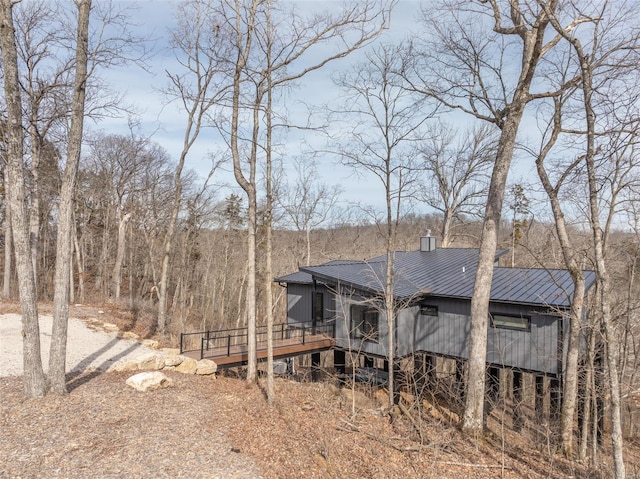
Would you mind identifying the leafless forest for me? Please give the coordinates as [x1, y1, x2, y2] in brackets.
[2, 0, 640, 477]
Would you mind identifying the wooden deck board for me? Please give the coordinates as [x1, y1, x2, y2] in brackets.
[182, 334, 335, 367]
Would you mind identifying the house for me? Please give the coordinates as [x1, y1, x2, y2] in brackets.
[276, 236, 596, 412]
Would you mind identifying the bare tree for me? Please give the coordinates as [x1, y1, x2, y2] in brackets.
[405, 0, 567, 436]
[156, 0, 231, 334]
[48, 0, 92, 395]
[0, 0, 47, 397]
[83, 133, 162, 300]
[14, 0, 69, 289]
[419, 122, 496, 247]
[541, 3, 640, 472]
[531, 92, 588, 457]
[279, 157, 342, 266]
[332, 42, 430, 407]
[219, 0, 393, 383]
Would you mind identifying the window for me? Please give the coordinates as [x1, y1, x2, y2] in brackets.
[420, 304, 438, 317]
[350, 304, 379, 341]
[313, 292, 324, 322]
[491, 313, 530, 331]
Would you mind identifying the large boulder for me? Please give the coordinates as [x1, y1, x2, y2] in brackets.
[195, 359, 217, 376]
[126, 371, 172, 392]
[163, 354, 185, 367]
[175, 357, 198, 374]
[135, 352, 165, 371]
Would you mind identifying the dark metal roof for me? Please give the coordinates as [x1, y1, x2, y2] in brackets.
[275, 270, 313, 284]
[275, 259, 362, 285]
[295, 248, 595, 307]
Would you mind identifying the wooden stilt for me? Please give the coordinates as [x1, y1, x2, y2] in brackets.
[334, 349, 345, 376]
[535, 375, 545, 419]
[550, 376, 561, 422]
[311, 352, 321, 381]
[485, 366, 500, 421]
[455, 359, 465, 403]
[513, 370, 524, 431]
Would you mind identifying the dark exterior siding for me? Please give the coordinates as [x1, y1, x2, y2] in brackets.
[486, 302, 560, 375]
[397, 298, 471, 359]
[287, 285, 562, 375]
[333, 293, 391, 358]
[396, 298, 561, 374]
[286, 283, 334, 326]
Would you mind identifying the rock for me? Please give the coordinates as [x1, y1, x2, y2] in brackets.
[103, 322, 119, 332]
[160, 348, 180, 355]
[175, 357, 198, 374]
[135, 353, 165, 370]
[142, 339, 159, 349]
[195, 359, 217, 376]
[112, 360, 139, 372]
[273, 361, 288, 375]
[126, 371, 172, 392]
[122, 331, 139, 340]
[163, 354, 184, 367]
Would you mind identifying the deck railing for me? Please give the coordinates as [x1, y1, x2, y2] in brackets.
[179, 322, 335, 360]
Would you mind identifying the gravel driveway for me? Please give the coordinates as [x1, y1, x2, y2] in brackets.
[0, 313, 156, 377]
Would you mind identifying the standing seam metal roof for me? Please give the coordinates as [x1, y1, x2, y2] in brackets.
[295, 248, 595, 307]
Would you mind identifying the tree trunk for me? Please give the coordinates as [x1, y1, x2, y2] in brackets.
[463, 98, 527, 435]
[73, 210, 85, 302]
[580, 325, 597, 461]
[112, 211, 131, 300]
[385, 246, 395, 408]
[440, 207, 453, 248]
[462, 5, 553, 435]
[265, 0, 275, 405]
[535, 115, 587, 457]
[3, 165, 12, 299]
[28, 128, 41, 294]
[157, 167, 183, 332]
[0, 0, 47, 398]
[230, 0, 260, 383]
[571, 21, 625, 478]
[49, 0, 91, 395]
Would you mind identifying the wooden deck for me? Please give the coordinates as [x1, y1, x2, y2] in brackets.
[181, 328, 335, 368]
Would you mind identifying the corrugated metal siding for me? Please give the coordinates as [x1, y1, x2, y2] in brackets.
[396, 298, 470, 358]
[286, 283, 334, 325]
[394, 298, 560, 374]
[289, 281, 562, 374]
[486, 303, 559, 374]
[286, 283, 312, 324]
[333, 293, 390, 358]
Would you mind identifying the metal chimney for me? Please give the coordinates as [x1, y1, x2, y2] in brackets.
[420, 233, 436, 252]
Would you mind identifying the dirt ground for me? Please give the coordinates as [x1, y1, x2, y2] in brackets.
[1, 302, 638, 478]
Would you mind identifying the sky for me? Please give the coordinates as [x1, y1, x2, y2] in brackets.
[94, 0, 440, 220]
[97, 0, 540, 224]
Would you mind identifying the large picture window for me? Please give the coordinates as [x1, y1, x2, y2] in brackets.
[490, 313, 530, 331]
[350, 304, 379, 341]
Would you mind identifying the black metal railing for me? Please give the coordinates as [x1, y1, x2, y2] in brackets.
[179, 321, 335, 359]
